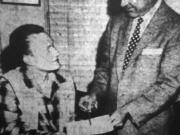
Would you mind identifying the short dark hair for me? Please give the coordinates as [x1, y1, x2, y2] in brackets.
[1, 24, 45, 73]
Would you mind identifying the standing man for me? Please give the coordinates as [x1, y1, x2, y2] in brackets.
[79, 0, 180, 134]
[0, 24, 64, 135]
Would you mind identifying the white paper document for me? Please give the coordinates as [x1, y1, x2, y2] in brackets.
[66, 115, 114, 135]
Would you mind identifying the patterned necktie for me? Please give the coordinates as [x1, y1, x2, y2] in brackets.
[122, 17, 144, 71]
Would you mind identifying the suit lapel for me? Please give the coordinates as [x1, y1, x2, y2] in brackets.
[114, 15, 133, 80]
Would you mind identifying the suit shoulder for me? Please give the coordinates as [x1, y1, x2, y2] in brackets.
[161, 5, 180, 36]
[166, 4, 180, 24]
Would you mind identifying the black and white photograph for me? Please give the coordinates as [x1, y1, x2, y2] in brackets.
[0, 0, 180, 135]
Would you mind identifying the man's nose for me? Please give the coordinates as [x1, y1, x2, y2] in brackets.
[51, 47, 59, 57]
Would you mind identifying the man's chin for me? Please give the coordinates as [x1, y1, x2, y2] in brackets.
[126, 12, 139, 18]
[49, 65, 60, 71]
[38, 64, 60, 72]
[50, 62, 61, 70]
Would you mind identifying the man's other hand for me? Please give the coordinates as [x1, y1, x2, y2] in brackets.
[110, 111, 124, 127]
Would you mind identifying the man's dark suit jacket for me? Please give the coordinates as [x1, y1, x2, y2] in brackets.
[91, 1, 180, 135]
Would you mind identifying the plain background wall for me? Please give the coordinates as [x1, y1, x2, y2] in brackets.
[49, 0, 108, 91]
[0, 1, 48, 50]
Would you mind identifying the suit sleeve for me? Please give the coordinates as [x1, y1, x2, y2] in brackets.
[0, 77, 22, 135]
[119, 31, 180, 127]
[89, 20, 112, 98]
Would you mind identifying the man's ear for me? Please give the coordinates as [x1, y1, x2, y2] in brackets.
[23, 55, 35, 65]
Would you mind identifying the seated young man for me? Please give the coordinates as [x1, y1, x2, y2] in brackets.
[0, 24, 65, 135]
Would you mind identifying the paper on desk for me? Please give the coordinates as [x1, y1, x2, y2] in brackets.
[66, 115, 114, 135]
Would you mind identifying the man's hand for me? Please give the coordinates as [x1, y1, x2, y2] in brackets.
[78, 95, 98, 112]
[110, 111, 124, 127]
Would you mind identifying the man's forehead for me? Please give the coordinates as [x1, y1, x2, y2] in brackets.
[26, 32, 52, 53]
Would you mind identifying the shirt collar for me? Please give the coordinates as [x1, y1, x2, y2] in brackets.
[141, 0, 162, 22]
[25, 66, 57, 98]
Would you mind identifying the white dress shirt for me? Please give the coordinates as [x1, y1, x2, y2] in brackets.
[128, 0, 162, 43]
